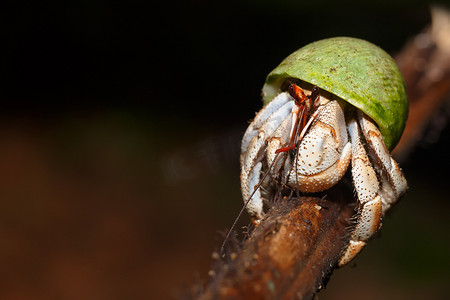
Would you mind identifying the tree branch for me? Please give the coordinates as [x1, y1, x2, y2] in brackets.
[194, 185, 354, 300]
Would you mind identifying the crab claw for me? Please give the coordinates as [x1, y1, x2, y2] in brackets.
[288, 100, 351, 193]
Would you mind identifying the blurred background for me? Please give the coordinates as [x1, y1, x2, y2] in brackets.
[2, 0, 450, 299]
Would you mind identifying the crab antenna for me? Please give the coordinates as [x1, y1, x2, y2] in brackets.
[220, 152, 282, 257]
[298, 105, 322, 140]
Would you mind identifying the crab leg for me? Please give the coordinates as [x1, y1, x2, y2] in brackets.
[358, 112, 408, 213]
[240, 93, 293, 219]
[339, 119, 383, 266]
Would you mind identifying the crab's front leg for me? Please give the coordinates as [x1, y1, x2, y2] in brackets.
[240, 92, 293, 220]
[339, 116, 407, 266]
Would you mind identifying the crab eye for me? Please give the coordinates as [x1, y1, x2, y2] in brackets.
[310, 86, 319, 101]
[288, 83, 306, 106]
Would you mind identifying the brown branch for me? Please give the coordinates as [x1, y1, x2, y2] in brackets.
[393, 6, 450, 160]
[194, 185, 354, 300]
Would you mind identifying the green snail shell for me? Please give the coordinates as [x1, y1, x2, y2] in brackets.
[262, 37, 408, 150]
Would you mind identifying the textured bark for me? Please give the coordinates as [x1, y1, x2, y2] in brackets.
[196, 185, 355, 300]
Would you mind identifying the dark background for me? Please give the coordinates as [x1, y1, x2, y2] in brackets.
[2, 0, 450, 299]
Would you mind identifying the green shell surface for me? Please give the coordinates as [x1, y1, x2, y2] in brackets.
[262, 37, 408, 150]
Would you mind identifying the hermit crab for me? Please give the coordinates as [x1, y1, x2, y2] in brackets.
[240, 37, 408, 266]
